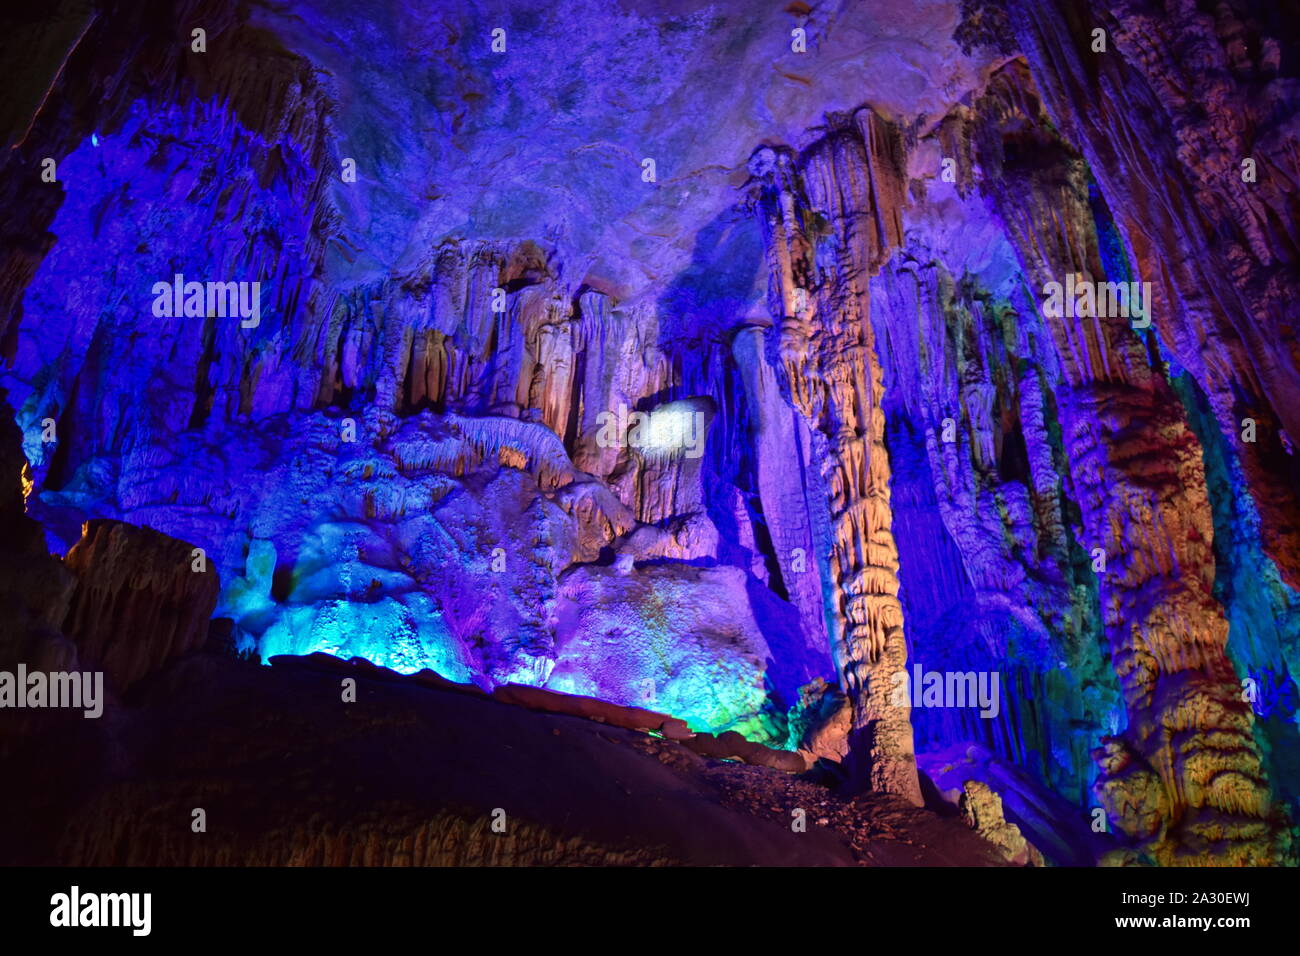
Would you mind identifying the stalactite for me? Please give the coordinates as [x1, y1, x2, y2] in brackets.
[1002, 0, 1300, 592]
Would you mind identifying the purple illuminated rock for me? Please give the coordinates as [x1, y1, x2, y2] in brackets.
[0, 0, 1297, 868]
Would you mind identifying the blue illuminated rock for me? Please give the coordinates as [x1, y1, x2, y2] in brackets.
[0, 0, 1297, 868]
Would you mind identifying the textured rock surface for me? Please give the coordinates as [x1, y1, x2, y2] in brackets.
[972, 62, 1280, 865]
[959, 779, 1046, 866]
[63, 519, 220, 690]
[0, 0, 1298, 866]
[747, 115, 923, 804]
[1002, 0, 1300, 592]
[921, 744, 1114, 866]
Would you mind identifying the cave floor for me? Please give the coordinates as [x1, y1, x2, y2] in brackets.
[1, 652, 1008, 866]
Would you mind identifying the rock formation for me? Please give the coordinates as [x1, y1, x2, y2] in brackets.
[0, 0, 1297, 866]
[63, 520, 220, 691]
[959, 779, 1046, 866]
[747, 116, 923, 804]
[968, 56, 1279, 865]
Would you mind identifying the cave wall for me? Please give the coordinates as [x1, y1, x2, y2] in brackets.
[1, 0, 1298, 864]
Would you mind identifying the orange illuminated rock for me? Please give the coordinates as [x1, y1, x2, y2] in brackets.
[491, 682, 692, 740]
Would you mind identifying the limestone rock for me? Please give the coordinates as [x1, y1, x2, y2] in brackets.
[62, 520, 220, 690]
[0, 0, 1297, 868]
[792, 678, 853, 765]
[959, 780, 1046, 867]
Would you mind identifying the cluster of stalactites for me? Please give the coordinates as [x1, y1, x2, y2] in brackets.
[967, 63, 1281, 864]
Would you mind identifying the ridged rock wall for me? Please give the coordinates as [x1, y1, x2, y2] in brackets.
[1002, 0, 1300, 590]
[968, 59, 1280, 864]
[869, 233, 1116, 804]
[754, 46, 1296, 857]
[1, 20, 837, 740]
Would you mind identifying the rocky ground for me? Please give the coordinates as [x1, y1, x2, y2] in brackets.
[699, 759, 1008, 866]
[0, 647, 1012, 867]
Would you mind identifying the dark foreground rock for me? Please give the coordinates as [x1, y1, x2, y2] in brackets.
[0, 650, 1011, 866]
[62, 519, 221, 691]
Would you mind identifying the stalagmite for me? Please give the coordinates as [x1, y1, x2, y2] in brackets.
[749, 113, 922, 805]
